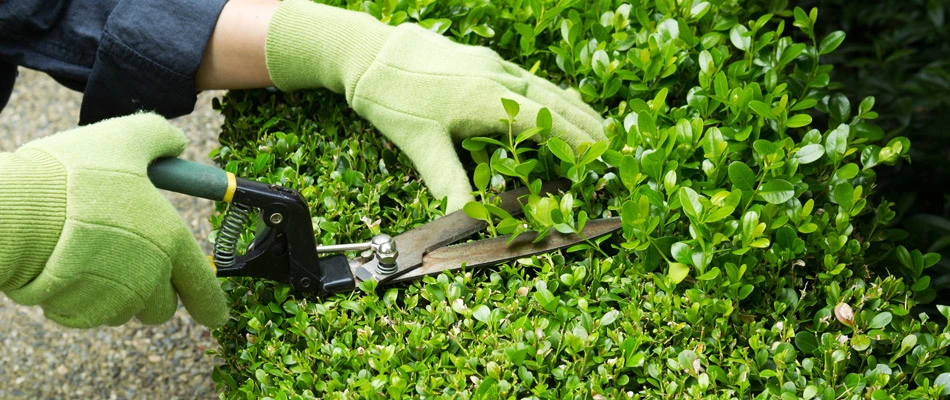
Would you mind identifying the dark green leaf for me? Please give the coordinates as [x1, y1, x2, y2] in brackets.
[795, 331, 819, 354]
[833, 182, 854, 209]
[868, 312, 892, 329]
[758, 179, 795, 204]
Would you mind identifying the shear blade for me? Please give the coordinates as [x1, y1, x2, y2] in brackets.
[385, 217, 621, 284]
[354, 179, 573, 283]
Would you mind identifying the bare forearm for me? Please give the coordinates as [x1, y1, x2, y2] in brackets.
[195, 0, 279, 90]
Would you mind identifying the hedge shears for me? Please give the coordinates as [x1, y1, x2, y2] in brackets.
[146, 158, 621, 294]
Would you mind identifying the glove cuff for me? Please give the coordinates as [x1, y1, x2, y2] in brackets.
[0, 150, 66, 291]
[265, 0, 393, 99]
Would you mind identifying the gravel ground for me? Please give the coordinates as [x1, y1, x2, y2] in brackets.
[0, 68, 226, 399]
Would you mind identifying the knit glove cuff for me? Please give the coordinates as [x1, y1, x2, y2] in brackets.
[0, 150, 66, 291]
[264, 0, 393, 99]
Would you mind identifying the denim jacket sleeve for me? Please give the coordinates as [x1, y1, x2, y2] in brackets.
[0, 0, 227, 125]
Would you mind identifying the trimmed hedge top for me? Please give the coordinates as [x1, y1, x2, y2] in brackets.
[209, 0, 949, 398]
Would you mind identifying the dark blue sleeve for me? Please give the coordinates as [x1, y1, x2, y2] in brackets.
[0, 0, 227, 125]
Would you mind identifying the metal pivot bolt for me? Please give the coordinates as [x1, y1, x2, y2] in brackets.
[269, 213, 284, 225]
[316, 234, 399, 275]
[372, 234, 398, 275]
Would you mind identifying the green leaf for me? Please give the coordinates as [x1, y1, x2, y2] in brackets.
[728, 161, 756, 190]
[636, 112, 657, 138]
[580, 141, 608, 165]
[641, 149, 665, 182]
[511, 159, 534, 178]
[463, 202, 489, 220]
[749, 100, 775, 120]
[819, 31, 846, 55]
[668, 262, 690, 284]
[515, 127, 543, 145]
[833, 182, 854, 209]
[253, 152, 272, 174]
[599, 309, 620, 327]
[794, 144, 824, 164]
[936, 373, 950, 396]
[778, 43, 806, 66]
[795, 331, 819, 354]
[496, 218, 521, 234]
[677, 350, 699, 372]
[729, 24, 751, 51]
[851, 334, 871, 351]
[758, 179, 795, 204]
[536, 107, 553, 132]
[547, 137, 575, 164]
[472, 305, 491, 323]
[493, 157, 519, 177]
[825, 124, 849, 164]
[471, 24, 495, 38]
[696, 267, 721, 281]
[671, 242, 692, 265]
[505, 344, 529, 367]
[786, 114, 813, 128]
[474, 163, 490, 191]
[896, 245, 914, 269]
[501, 98, 520, 120]
[679, 187, 703, 219]
[868, 312, 893, 329]
[470, 136, 507, 148]
[753, 139, 778, 156]
[619, 155, 639, 190]
[418, 18, 452, 34]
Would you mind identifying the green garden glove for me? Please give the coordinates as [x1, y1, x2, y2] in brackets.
[0, 114, 228, 329]
[265, 0, 606, 212]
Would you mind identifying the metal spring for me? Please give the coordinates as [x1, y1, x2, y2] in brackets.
[376, 262, 398, 275]
[214, 203, 252, 268]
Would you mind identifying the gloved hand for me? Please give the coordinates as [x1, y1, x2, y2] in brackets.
[264, 0, 606, 211]
[0, 114, 229, 329]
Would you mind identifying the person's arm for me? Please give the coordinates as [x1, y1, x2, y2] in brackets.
[195, 0, 278, 90]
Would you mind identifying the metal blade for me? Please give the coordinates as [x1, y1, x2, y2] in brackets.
[385, 217, 621, 284]
[351, 179, 572, 283]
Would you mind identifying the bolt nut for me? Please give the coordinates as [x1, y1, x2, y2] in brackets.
[376, 242, 398, 265]
[371, 234, 399, 273]
[371, 234, 392, 246]
[269, 213, 284, 225]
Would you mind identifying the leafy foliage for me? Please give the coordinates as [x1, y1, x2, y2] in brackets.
[210, 0, 949, 398]
[794, 0, 950, 296]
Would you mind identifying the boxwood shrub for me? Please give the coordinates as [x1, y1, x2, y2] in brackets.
[796, 0, 950, 299]
[208, 0, 950, 398]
